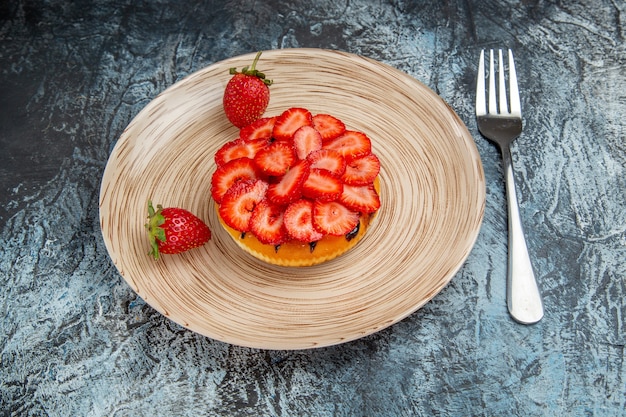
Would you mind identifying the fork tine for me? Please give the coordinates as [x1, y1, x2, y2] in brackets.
[488, 50, 497, 115]
[476, 50, 486, 115]
[498, 50, 509, 114]
[508, 49, 521, 116]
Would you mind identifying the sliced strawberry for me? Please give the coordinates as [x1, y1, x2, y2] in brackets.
[312, 201, 360, 236]
[307, 149, 346, 177]
[266, 160, 310, 205]
[323, 130, 371, 161]
[219, 179, 268, 232]
[293, 125, 323, 160]
[239, 116, 277, 141]
[302, 168, 343, 202]
[250, 199, 287, 245]
[272, 107, 313, 141]
[253, 141, 296, 176]
[339, 183, 381, 213]
[215, 138, 269, 166]
[211, 157, 260, 203]
[283, 199, 324, 243]
[312, 113, 346, 142]
[341, 154, 380, 185]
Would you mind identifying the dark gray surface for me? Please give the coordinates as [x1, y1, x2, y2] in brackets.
[1, 1, 624, 415]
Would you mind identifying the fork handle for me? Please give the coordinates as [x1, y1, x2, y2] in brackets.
[501, 145, 544, 324]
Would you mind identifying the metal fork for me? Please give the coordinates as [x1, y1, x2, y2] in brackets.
[476, 49, 543, 324]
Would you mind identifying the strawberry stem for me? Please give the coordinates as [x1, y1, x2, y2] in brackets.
[228, 51, 273, 86]
[249, 51, 262, 72]
[146, 200, 166, 260]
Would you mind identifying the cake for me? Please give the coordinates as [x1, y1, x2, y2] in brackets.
[210, 107, 381, 266]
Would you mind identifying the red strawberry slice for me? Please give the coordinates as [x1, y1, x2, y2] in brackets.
[312, 201, 360, 236]
[272, 107, 313, 141]
[312, 113, 346, 142]
[283, 199, 324, 243]
[219, 179, 268, 232]
[293, 125, 323, 160]
[250, 199, 287, 245]
[339, 183, 380, 213]
[307, 149, 346, 177]
[239, 116, 277, 141]
[253, 141, 296, 176]
[323, 130, 371, 161]
[302, 168, 343, 202]
[211, 157, 260, 203]
[341, 154, 380, 185]
[266, 159, 310, 205]
[215, 138, 269, 166]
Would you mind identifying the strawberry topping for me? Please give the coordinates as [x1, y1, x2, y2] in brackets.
[266, 159, 310, 205]
[313, 201, 360, 236]
[339, 183, 381, 214]
[253, 141, 296, 176]
[250, 199, 287, 245]
[211, 157, 260, 203]
[215, 138, 269, 167]
[323, 130, 371, 161]
[213, 107, 381, 249]
[307, 149, 347, 177]
[219, 179, 269, 232]
[293, 125, 323, 160]
[239, 116, 277, 141]
[272, 107, 313, 141]
[312, 113, 346, 142]
[341, 153, 380, 185]
[302, 168, 343, 202]
[284, 199, 324, 243]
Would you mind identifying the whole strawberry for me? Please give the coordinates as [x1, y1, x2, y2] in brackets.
[223, 51, 273, 128]
[145, 201, 211, 260]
